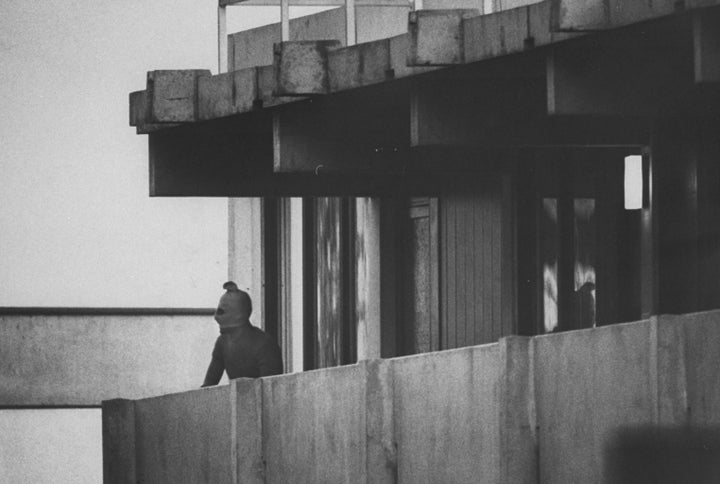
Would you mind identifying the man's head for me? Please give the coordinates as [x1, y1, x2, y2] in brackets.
[214, 281, 252, 328]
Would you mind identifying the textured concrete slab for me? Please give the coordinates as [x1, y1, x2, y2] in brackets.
[134, 386, 232, 484]
[262, 360, 394, 484]
[534, 321, 657, 484]
[273, 40, 341, 96]
[549, 0, 720, 31]
[129, 90, 148, 127]
[231, 379, 264, 484]
[147, 69, 210, 123]
[392, 344, 500, 484]
[0, 313, 217, 406]
[328, 38, 394, 91]
[408, 9, 479, 65]
[198, 68, 257, 121]
[102, 399, 136, 484]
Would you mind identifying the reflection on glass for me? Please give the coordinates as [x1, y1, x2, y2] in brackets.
[315, 197, 342, 367]
[541, 198, 559, 333]
[573, 199, 596, 328]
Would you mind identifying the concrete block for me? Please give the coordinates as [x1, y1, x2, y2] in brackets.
[134, 386, 233, 484]
[550, 0, 678, 31]
[262, 360, 394, 484]
[392, 344, 501, 484]
[389, 34, 438, 79]
[129, 90, 148, 127]
[102, 399, 136, 484]
[147, 69, 210, 123]
[408, 9, 479, 66]
[198, 69, 257, 121]
[256, 65, 299, 108]
[534, 321, 657, 484]
[328, 38, 394, 91]
[273, 41, 341, 96]
[498, 336, 536, 484]
[231, 378, 264, 484]
[464, 5, 528, 62]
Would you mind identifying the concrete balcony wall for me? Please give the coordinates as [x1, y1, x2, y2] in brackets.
[0, 309, 218, 406]
[229, 7, 410, 70]
[104, 310, 720, 483]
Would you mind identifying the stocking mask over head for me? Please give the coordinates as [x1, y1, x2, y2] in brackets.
[214, 281, 252, 329]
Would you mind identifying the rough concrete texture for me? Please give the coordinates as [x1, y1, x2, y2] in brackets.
[231, 378, 264, 484]
[273, 41, 341, 96]
[198, 69, 257, 121]
[135, 386, 232, 484]
[147, 70, 210, 123]
[534, 320, 657, 484]
[328, 38, 394, 91]
[548, 0, 720, 31]
[102, 399, 136, 484]
[408, 10, 479, 66]
[0, 313, 218, 406]
[129, 90, 148, 127]
[393, 344, 500, 483]
[262, 360, 394, 484]
[229, 7, 409, 71]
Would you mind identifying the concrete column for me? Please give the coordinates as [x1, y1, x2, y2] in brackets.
[102, 399, 136, 484]
[356, 198, 382, 360]
[228, 197, 265, 328]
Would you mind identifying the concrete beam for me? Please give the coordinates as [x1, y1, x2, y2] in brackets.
[408, 9, 479, 66]
[693, 9, 720, 82]
[198, 68, 258, 121]
[546, 29, 692, 116]
[550, 0, 720, 31]
[146, 70, 211, 123]
[273, 85, 409, 172]
[273, 40, 342, 96]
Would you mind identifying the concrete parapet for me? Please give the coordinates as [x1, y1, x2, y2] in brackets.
[408, 9, 479, 66]
[198, 69, 258, 121]
[147, 70, 211, 123]
[392, 344, 501, 483]
[273, 41, 342, 96]
[102, 399, 136, 484]
[328, 38, 394, 91]
[134, 386, 233, 484]
[231, 378, 264, 484]
[262, 359, 395, 483]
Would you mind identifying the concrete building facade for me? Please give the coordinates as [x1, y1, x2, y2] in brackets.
[113, 0, 720, 481]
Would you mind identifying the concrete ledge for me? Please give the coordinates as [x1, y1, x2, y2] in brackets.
[198, 69, 257, 121]
[273, 40, 342, 96]
[550, 0, 720, 31]
[147, 69, 210, 123]
[328, 38, 394, 91]
[408, 9, 479, 66]
[232, 379, 264, 484]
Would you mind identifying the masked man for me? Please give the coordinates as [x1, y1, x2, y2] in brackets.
[202, 281, 283, 387]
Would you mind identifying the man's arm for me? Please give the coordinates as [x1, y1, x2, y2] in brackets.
[201, 340, 225, 387]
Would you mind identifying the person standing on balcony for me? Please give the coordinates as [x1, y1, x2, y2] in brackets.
[201, 281, 283, 387]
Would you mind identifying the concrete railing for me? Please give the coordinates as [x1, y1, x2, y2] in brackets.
[0, 308, 218, 406]
[103, 311, 720, 483]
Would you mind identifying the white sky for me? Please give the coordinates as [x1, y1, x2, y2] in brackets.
[0, 1, 307, 308]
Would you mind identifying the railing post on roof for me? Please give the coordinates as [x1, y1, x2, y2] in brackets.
[218, 4, 228, 72]
[281, 0, 290, 40]
[346, 0, 356, 45]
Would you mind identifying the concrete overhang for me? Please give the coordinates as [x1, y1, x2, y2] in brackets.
[131, 0, 720, 197]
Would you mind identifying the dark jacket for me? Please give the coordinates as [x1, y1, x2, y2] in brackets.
[202, 323, 283, 386]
